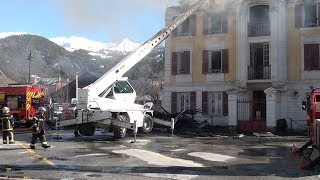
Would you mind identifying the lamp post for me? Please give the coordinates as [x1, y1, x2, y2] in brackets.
[27, 51, 34, 84]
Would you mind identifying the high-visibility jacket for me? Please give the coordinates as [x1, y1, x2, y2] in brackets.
[0, 114, 14, 131]
[31, 113, 45, 134]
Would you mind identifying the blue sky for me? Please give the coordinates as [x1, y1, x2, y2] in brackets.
[0, 0, 178, 43]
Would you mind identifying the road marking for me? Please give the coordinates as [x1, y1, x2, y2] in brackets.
[74, 153, 107, 158]
[113, 149, 204, 167]
[16, 141, 55, 166]
[188, 152, 235, 162]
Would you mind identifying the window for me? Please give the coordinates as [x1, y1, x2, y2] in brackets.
[202, 49, 229, 74]
[172, 51, 190, 75]
[172, 15, 196, 37]
[202, 91, 228, 115]
[305, 3, 318, 27]
[203, 13, 228, 35]
[171, 92, 196, 113]
[114, 81, 134, 94]
[177, 93, 190, 112]
[304, 43, 320, 70]
[296, 2, 320, 28]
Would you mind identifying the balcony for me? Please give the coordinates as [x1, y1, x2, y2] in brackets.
[248, 65, 271, 80]
[248, 22, 270, 37]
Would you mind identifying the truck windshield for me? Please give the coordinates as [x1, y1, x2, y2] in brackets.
[114, 81, 133, 94]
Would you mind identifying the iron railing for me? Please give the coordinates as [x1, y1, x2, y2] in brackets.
[248, 65, 271, 80]
[248, 22, 270, 37]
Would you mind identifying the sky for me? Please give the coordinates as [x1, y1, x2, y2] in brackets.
[0, 0, 187, 43]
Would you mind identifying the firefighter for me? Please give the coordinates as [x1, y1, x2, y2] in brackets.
[30, 106, 51, 149]
[0, 107, 15, 144]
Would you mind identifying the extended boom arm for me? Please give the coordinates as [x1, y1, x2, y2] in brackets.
[85, 0, 210, 97]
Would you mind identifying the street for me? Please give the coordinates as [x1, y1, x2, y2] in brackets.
[0, 128, 319, 180]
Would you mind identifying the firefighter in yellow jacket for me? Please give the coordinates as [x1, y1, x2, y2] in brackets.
[0, 107, 15, 144]
[30, 107, 51, 149]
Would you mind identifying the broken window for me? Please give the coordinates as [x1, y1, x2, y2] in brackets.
[203, 13, 228, 35]
[296, 2, 320, 28]
[172, 15, 196, 37]
[202, 49, 229, 74]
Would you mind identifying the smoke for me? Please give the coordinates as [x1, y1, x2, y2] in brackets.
[46, 0, 182, 41]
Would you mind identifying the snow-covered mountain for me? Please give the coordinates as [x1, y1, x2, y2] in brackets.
[0, 32, 141, 59]
[49, 36, 141, 58]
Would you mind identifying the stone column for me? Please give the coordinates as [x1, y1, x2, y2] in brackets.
[264, 87, 279, 132]
[227, 89, 239, 134]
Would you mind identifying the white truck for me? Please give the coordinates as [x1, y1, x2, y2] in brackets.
[56, 0, 211, 142]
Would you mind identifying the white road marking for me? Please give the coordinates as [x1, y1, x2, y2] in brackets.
[74, 153, 107, 158]
[113, 149, 204, 167]
[142, 173, 198, 180]
[125, 139, 151, 145]
[188, 152, 235, 162]
[170, 149, 186, 152]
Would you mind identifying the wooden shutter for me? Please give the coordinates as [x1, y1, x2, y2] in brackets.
[202, 91, 208, 115]
[171, 92, 177, 113]
[190, 15, 196, 36]
[304, 44, 319, 70]
[222, 49, 229, 73]
[183, 51, 191, 74]
[318, 3, 320, 26]
[222, 91, 228, 116]
[295, 4, 303, 28]
[222, 12, 228, 33]
[190, 91, 196, 111]
[202, 50, 209, 74]
[203, 13, 209, 35]
[172, 52, 178, 75]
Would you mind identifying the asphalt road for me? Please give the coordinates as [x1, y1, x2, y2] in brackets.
[0, 127, 319, 180]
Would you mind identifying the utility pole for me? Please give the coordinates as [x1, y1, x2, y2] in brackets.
[27, 51, 34, 84]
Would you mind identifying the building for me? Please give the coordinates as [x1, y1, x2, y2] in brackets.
[163, 0, 320, 133]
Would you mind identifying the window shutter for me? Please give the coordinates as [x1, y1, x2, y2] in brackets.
[223, 91, 228, 116]
[172, 16, 178, 37]
[190, 91, 196, 111]
[222, 12, 228, 33]
[295, 4, 303, 28]
[202, 50, 209, 74]
[190, 15, 196, 36]
[304, 44, 313, 70]
[203, 13, 209, 35]
[202, 91, 208, 115]
[222, 49, 229, 73]
[312, 44, 320, 70]
[172, 52, 178, 75]
[318, 3, 320, 26]
[171, 92, 177, 113]
[183, 51, 191, 74]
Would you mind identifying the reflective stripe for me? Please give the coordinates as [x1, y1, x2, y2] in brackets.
[42, 142, 48, 145]
[30, 144, 35, 146]
[3, 140, 7, 143]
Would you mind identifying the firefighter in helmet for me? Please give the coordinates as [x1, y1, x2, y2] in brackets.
[30, 106, 51, 149]
[0, 107, 15, 144]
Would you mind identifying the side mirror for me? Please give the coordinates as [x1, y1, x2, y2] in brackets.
[302, 101, 307, 111]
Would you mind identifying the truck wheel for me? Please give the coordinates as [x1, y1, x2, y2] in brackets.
[140, 114, 154, 133]
[78, 123, 95, 136]
[114, 115, 127, 139]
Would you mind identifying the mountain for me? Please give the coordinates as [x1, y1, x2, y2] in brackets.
[49, 36, 141, 59]
[0, 33, 164, 84]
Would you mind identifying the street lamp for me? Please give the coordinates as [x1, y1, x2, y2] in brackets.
[27, 51, 34, 84]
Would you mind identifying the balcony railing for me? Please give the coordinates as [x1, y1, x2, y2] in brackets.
[248, 22, 270, 37]
[248, 65, 271, 80]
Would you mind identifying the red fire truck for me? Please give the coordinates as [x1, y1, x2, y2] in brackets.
[0, 84, 45, 127]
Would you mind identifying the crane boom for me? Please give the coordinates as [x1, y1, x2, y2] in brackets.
[85, 0, 210, 97]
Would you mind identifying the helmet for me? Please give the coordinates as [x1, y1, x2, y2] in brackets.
[2, 107, 9, 114]
[37, 107, 46, 113]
